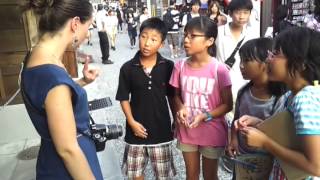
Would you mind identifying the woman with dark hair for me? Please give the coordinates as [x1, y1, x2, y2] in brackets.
[208, 0, 227, 26]
[236, 27, 320, 179]
[20, 0, 103, 179]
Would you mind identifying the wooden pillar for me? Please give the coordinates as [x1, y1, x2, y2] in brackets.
[62, 46, 78, 78]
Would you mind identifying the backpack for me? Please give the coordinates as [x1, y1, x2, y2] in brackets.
[163, 9, 175, 30]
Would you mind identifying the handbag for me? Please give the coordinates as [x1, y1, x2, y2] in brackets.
[224, 37, 245, 68]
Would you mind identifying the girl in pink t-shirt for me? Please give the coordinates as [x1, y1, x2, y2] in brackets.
[169, 16, 233, 180]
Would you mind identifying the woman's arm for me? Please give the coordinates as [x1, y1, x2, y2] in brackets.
[45, 85, 95, 180]
[242, 127, 320, 176]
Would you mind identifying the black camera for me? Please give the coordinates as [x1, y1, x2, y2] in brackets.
[90, 123, 123, 152]
[88, 97, 123, 152]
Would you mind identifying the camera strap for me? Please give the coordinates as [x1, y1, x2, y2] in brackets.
[225, 37, 245, 68]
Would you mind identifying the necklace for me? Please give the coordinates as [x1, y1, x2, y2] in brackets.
[33, 44, 65, 68]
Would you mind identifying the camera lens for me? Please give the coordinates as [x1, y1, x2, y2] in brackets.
[105, 125, 123, 140]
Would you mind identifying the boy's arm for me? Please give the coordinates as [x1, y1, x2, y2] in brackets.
[120, 101, 148, 138]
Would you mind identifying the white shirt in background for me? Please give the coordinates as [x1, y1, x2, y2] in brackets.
[215, 23, 259, 96]
[139, 14, 150, 24]
[104, 15, 118, 34]
[95, 10, 107, 31]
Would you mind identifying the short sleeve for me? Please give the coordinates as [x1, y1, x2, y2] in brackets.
[116, 65, 130, 101]
[217, 63, 232, 89]
[290, 88, 320, 135]
[166, 61, 175, 97]
[169, 60, 183, 88]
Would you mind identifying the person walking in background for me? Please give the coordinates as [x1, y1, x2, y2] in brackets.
[181, 0, 201, 28]
[116, 17, 176, 180]
[20, 0, 103, 179]
[208, 1, 227, 26]
[164, 1, 181, 59]
[116, 7, 124, 33]
[304, 0, 320, 32]
[273, 5, 292, 36]
[170, 16, 233, 180]
[139, 7, 150, 25]
[96, 4, 113, 64]
[227, 38, 286, 179]
[236, 27, 320, 180]
[127, 12, 138, 49]
[105, 9, 118, 51]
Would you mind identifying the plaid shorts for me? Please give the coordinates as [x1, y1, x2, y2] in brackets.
[122, 143, 176, 179]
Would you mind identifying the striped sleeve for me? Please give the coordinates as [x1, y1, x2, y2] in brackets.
[290, 87, 320, 135]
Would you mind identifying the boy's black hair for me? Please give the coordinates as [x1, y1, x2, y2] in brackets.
[228, 0, 253, 13]
[139, 17, 168, 42]
[191, 0, 201, 7]
[238, 38, 287, 105]
[184, 16, 217, 56]
[274, 26, 320, 85]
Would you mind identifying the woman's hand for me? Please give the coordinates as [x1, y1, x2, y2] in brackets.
[234, 115, 263, 130]
[82, 58, 100, 84]
[176, 107, 189, 127]
[188, 113, 206, 128]
[129, 120, 148, 139]
[240, 127, 269, 148]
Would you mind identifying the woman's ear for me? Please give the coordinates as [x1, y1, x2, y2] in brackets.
[71, 16, 81, 32]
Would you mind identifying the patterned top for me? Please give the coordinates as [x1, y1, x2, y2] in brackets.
[269, 86, 320, 180]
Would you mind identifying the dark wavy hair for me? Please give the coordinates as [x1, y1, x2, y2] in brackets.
[21, 0, 93, 34]
[274, 27, 320, 85]
[184, 16, 217, 56]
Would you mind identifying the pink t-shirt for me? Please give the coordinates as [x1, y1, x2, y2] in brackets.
[169, 58, 232, 147]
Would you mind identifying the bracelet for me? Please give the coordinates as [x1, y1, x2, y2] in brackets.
[204, 112, 213, 122]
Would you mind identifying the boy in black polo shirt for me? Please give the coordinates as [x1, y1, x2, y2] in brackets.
[116, 17, 176, 180]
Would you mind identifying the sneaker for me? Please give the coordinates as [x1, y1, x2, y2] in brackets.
[102, 60, 114, 64]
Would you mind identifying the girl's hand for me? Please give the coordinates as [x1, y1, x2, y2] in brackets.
[234, 115, 263, 130]
[240, 127, 269, 148]
[188, 113, 206, 128]
[82, 58, 100, 84]
[227, 137, 240, 157]
[176, 107, 188, 127]
[130, 120, 148, 139]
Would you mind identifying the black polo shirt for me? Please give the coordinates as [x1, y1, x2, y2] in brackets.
[116, 51, 174, 145]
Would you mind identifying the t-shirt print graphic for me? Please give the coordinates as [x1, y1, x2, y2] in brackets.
[181, 75, 215, 123]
